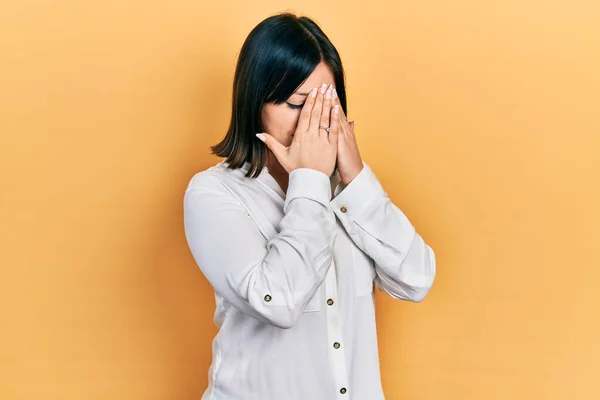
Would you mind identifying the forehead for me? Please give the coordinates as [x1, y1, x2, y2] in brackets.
[296, 62, 335, 91]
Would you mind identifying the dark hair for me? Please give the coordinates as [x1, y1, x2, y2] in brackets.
[210, 12, 347, 178]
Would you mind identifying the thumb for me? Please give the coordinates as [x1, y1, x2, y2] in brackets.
[256, 132, 288, 163]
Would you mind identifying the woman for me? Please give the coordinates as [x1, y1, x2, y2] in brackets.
[183, 12, 436, 400]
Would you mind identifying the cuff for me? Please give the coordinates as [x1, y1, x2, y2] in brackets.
[284, 168, 333, 212]
[330, 161, 387, 219]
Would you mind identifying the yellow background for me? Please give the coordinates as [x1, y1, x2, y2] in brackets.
[1, 1, 599, 399]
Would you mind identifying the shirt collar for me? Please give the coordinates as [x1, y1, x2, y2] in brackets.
[223, 160, 340, 200]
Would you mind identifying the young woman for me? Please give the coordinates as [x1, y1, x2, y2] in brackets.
[183, 12, 436, 400]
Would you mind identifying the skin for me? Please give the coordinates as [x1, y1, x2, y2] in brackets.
[260, 61, 363, 193]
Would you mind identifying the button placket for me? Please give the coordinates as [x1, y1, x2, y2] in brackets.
[324, 258, 350, 399]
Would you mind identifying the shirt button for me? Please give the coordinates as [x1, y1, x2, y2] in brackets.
[333, 342, 341, 349]
[340, 206, 347, 213]
[340, 387, 347, 394]
[327, 298, 334, 306]
[264, 294, 272, 302]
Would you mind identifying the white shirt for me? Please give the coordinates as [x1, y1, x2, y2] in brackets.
[183, 159, 436, 400]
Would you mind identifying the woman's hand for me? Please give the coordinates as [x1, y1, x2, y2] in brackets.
[332, 89, 363, 185]
[257, 84, 340, 177]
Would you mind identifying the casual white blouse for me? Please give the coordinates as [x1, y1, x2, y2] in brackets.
[183, 159, 436, 400]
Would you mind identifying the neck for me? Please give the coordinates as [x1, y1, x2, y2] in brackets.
[265, 151, 289, 193]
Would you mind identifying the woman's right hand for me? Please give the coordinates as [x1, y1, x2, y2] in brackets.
[257, 83, 340, 177]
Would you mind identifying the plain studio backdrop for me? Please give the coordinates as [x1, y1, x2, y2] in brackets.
[1, 1, 599, 399]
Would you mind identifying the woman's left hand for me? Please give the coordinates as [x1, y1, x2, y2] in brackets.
[333, 89, 363, 185]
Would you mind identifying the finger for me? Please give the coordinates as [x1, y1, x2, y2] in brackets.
[296, 87, 318, 135]
[333, 92, 351, 132]
[349, 120, 355, 135]
[319, 84, 333, 138]
[309, 83, 328, 134]
[256, 132, 288, 168]
[328, 104, 340, 148]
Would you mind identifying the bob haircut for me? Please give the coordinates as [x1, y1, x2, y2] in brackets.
[211, 12, 347, 179]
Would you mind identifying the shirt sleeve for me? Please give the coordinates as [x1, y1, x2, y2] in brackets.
[329, 161, 436, 302]
[183, 168, 337, 329]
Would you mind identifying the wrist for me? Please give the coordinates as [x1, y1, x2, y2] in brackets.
[340, 164, 363, 185]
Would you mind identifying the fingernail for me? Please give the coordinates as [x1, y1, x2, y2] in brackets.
[311, 88, 318, 97]
[325, 87, 332, 98]
[332, 88, 337, 98]
[256, 133, 266, 142]
[334, 105, 339, 114]
[320, 84, 327, 94]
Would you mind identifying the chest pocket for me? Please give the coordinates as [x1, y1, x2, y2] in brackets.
[211, 170, 323, 313]
[351, 244, 376, 297]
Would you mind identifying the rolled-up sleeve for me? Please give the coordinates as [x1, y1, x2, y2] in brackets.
[183, 168, 337, 329]
[330, 162, 436, 302]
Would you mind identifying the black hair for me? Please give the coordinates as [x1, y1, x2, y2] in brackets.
[210, 12, 347, 178]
